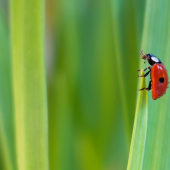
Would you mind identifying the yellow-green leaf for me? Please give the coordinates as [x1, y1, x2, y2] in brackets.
[10, 1, 49, 169]
[127, 70, 148, 170]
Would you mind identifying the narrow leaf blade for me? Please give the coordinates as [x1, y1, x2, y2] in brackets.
[10, 0, 49, 169]
[127, 70, 148, 170]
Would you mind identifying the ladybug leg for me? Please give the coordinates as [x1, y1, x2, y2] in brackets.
[137, 67, 151, 72]
[145, 80, 152, 91]
[138, 70, 150, 77]
[138, 80, 152, 91]
[138, 87, 145, 91]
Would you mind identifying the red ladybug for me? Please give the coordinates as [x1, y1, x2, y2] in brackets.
[138, 51, 169, 100]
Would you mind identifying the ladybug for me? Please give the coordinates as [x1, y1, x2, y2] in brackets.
[138, 50, 169, 100]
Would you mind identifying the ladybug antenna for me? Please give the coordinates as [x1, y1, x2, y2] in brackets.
[139, 50, 148, 60]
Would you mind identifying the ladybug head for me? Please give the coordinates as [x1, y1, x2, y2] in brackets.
[139, 50, 161, 65]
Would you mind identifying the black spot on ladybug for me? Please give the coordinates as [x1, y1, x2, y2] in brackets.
[159, 77, 164, 83]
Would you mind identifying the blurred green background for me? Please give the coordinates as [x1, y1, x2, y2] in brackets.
[1, 0, 170, 169]
[46, 0, 142, 169]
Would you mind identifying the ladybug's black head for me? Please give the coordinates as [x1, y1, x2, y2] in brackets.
[139, 51, 162, 65]
[146, 54, 161, 65]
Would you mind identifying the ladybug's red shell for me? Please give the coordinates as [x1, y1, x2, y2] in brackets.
[151, 63, 169, 100]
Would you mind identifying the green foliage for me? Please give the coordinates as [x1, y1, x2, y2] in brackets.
[0, 11, 16, 170]
[0, 0, 169, 169]
[127, 70, 148, 170]
[10, 0, 49, 169]
[141, 0, 170, 169]
[128, 0, 170, 169]
[48, 0, 138, 169]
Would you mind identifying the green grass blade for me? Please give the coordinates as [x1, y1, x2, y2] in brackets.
[0, 118, 13, 170]
[127, 70, 148, 170]
[0, 11, 17, 170]
[140, 0, 170, 169]
[10, 0, 49, 169]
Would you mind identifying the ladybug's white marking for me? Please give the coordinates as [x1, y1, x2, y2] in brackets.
[151, 56, 159, 63]
[158, 65, 163, 70]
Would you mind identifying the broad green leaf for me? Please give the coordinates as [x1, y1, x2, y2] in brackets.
[10, 0, 49, 169]
[127, 70, 148, 170]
